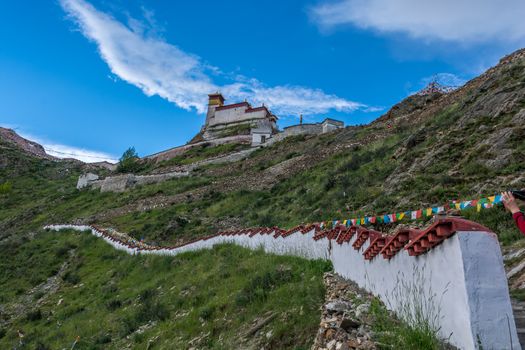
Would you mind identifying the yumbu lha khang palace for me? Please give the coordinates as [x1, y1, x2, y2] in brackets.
[191, 92, 344, 146]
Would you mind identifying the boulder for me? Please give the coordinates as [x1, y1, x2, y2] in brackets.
[76, 173, 99, 189]
[325, 300, 352, 314]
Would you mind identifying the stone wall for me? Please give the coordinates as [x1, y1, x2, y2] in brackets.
[78, 147, 259, 193]
[81, 171, 189, 192]
[282, 124, 323, 137]
[145, 135, 252, 163]
[46, 218, 520, 349]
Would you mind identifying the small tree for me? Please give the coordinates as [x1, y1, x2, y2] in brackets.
[117, 147, 140, 173]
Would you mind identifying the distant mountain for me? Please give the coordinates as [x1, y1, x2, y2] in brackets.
[0, 127, 56, 160]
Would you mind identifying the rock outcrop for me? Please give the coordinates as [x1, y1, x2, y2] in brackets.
[312, 273, 376, 350]
[0, 127, 55, 160]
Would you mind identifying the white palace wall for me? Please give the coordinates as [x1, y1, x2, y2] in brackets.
[45, 222, 520, 350]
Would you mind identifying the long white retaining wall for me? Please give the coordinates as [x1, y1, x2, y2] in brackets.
[45, 219, 520, 350]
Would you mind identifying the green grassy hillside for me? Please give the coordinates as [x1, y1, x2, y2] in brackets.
[1, 50, 524, 247]
[0, 229, 330, 349]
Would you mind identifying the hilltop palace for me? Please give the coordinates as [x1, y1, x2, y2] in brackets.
[77, 92, 345, 191]
[191, 92, 344, 146]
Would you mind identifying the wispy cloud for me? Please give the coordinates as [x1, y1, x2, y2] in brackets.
[59, 0, 367, 116]
[310, 0, 525, 44]
[42, 143, 118, 163]
[222, 79, 365, 116]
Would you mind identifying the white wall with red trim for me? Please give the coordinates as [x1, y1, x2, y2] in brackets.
[45, 220, 520, 350]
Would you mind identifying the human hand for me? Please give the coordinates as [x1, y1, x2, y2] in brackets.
[502, 191, 521, 214]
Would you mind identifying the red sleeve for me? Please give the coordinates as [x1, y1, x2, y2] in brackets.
[513, 212, 525, 235]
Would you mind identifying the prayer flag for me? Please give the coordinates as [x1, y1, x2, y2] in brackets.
[461, 201, 472, 209]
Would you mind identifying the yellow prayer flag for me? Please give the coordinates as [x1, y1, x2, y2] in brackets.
[488, 196, 496, 203]
[477, 203, 481, 212]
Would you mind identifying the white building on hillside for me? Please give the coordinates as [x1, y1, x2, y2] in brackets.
[203, 93, 279, 145]
[196, 93, 344, 146]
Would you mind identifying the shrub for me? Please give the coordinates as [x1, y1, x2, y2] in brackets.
[63, 271, 80, 285]
[35, 342, 50, 350]
[133, 288, 170, 323]
[199, 305, 216, 320]
[371, 297, 441, 350]
[33, 290, 45, 300]
[94, 333, 112, 344]
[26, 309, 43, 321]
[106, 299, 122, 311]
[0, 181, 12, 195]
[236, 266, 294, 306]
[136, 300, 169, 323]
[55, 246, 70, 258]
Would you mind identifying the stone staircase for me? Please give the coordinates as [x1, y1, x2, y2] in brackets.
[512, 299, 525, 348]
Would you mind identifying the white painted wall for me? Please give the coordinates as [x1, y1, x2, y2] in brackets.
[209, 106, 269, 126]
[44, 224, 519, 349]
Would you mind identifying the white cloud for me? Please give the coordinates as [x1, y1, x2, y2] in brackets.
[43, 143, 118, 163]
[60, 0, 214, 113]
[222, 79, 364, 115]
[59, 0, 366, 116]
[310, 0, 525, 44]
[11, 128, 118, 163]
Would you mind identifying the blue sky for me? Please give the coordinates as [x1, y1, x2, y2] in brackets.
[1, 0, 524, 162]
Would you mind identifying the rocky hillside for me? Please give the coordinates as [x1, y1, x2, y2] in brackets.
[0, 127, 55, 160]
[2, 49, 524, 245]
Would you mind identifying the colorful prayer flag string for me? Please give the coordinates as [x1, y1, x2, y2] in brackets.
[319, 194, 504, 228]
